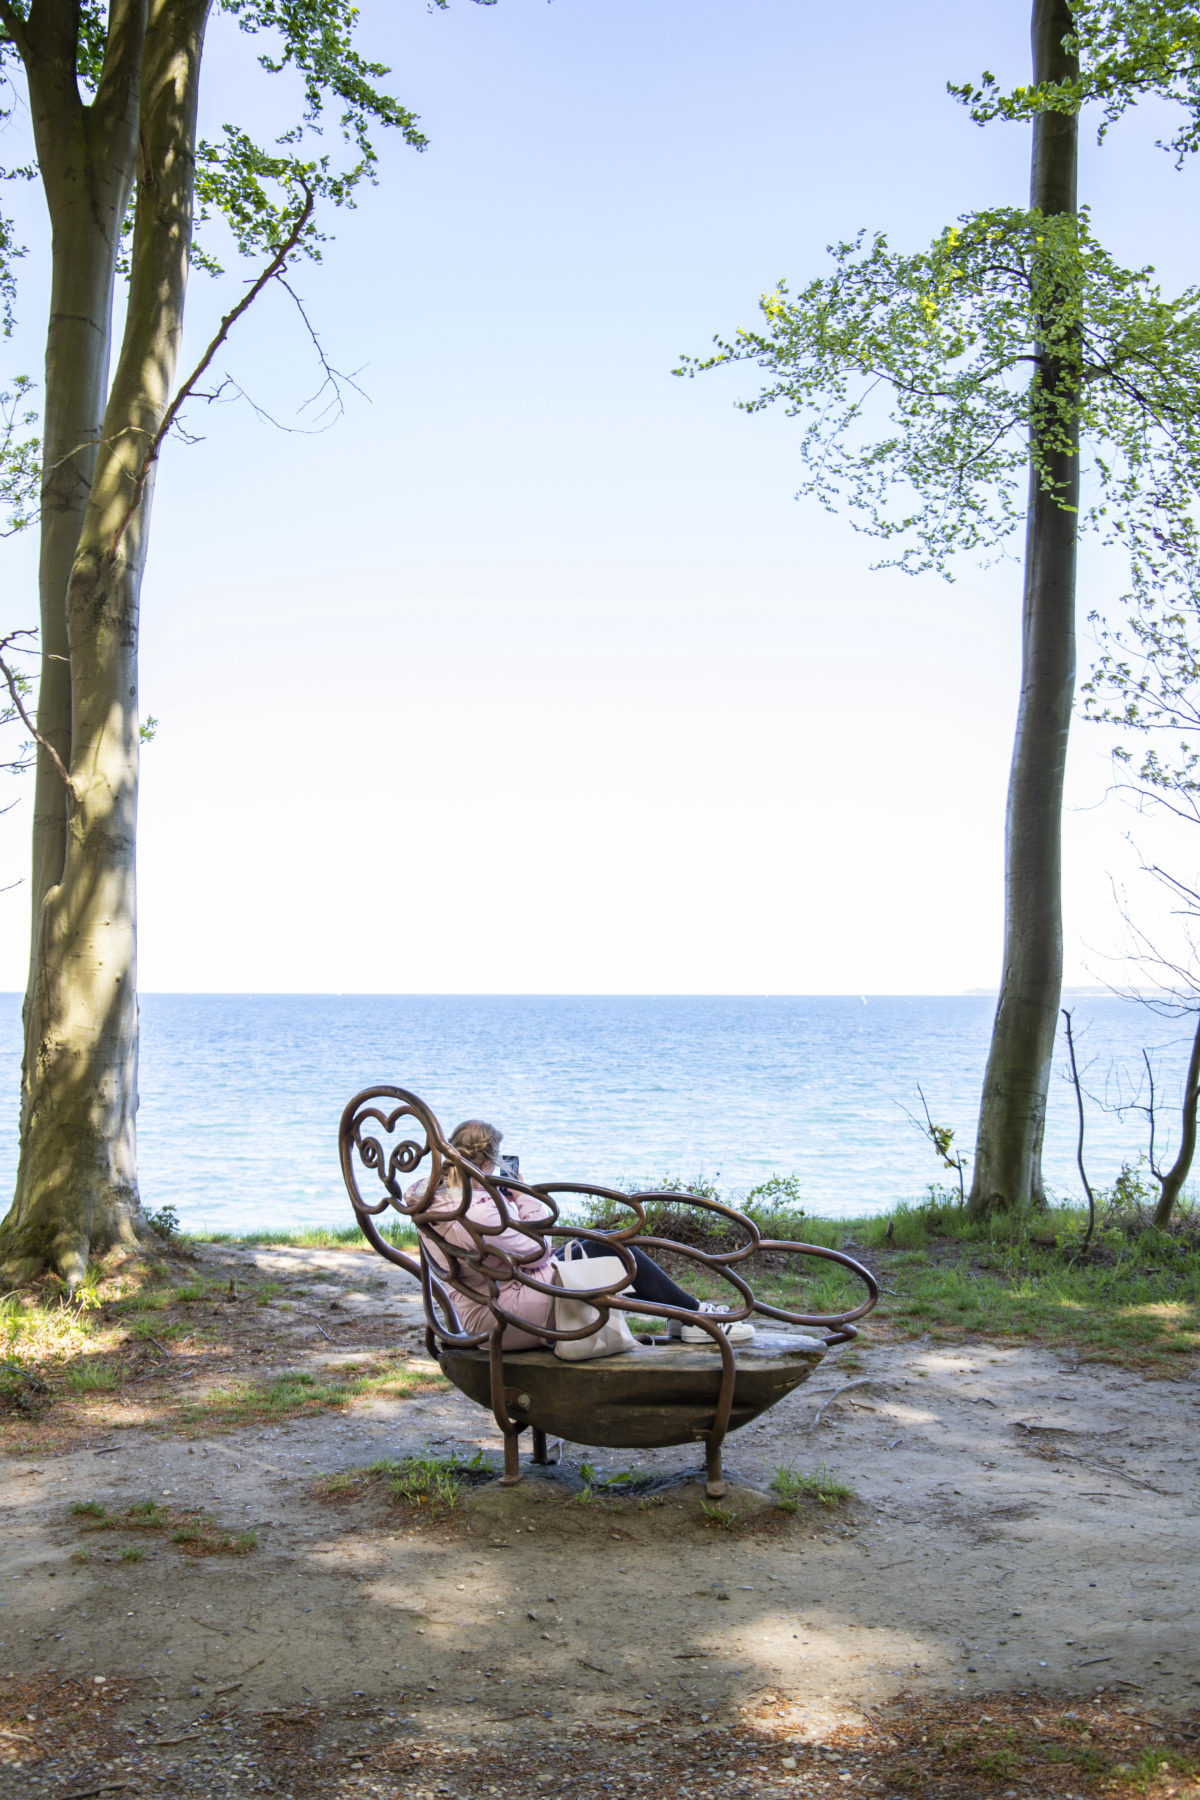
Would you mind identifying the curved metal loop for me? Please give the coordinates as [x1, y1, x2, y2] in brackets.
[338, 1087, 448, 1214]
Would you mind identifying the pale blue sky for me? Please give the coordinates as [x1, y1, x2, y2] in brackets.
[2, 0, 1198, 992]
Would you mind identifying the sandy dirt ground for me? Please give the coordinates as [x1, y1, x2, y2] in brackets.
[2, 1241, 1198, 1799]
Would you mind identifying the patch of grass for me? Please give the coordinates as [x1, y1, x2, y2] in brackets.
[62, 1361, 123, 1394]
[187, 1223, 419, 1251]
[123, 1499, 170, 1528]
[114, 1286, 174, 1315]
[316, 1448, 495, 1515]
[173, 1281, 211, 1303]
[699, 1501, 740, 1530]
[129, 1315, 187, 1342]
[1126, 1745, 1195, 1791]
[770, 1459, 855, 1510]
[1, 1289, 98, 1361]
[169, 1517, 257, 1556]
[746, 1204, 1200, 1370]
[182, 1355, 446, 1429]
[68, 1495, 256, 1556]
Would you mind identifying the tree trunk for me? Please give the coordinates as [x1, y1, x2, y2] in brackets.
[968, 0, 1079, 1219]
[1152, 1011, 1200, 1228]
[1, 0, 210, 1287]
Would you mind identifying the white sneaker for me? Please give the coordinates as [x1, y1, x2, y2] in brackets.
[672, 1301, 755, 1345]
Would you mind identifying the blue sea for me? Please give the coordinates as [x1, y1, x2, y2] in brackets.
[0, 993, 1194, 1232]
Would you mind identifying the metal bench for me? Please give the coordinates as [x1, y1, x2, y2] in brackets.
[339, 1086, 878, 1496]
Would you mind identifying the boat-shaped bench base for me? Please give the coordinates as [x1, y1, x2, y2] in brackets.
[438, 1329, 827, 1450]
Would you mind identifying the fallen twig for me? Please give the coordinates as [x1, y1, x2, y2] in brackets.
[803, 1378, 883, 1430]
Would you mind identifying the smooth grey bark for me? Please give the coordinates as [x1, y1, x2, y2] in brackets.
[25, 0, 143, 925]
[1152, 1012, 1200, 1227]
[968, 0, 1080, 1218]
[1, 0, 210, 1286]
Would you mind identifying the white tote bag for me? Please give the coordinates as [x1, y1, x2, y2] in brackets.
[552, 1241, 638, 1361]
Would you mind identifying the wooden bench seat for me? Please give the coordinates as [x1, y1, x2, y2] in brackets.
[439, 1329, 828, 1450]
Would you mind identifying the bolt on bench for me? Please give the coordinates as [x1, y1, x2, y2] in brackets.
[339, 1087, 878, 1496]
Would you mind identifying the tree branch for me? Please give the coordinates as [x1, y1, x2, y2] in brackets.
[105, 178, 315, 564]
[1062, 1009, 1096, 1252]
[0, 1, 30, 61]
[1142, 1048, 1161, 1180]
[0, 630, 78, 802]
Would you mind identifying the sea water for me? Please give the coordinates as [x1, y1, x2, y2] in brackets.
[0, 993, 1193, 1233]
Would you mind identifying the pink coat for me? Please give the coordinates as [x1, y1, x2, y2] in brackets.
[406, 1178, 557, 1351]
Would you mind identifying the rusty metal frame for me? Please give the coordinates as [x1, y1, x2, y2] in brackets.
[338, 1085, 878, 1492]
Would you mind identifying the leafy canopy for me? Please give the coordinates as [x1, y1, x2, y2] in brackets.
[945, 4, 1200, 821]
[676, 206, 1200, 586]
[951, 0, 1200, 161]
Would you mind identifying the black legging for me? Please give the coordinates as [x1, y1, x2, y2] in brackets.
[558, 1239, 699, 1312]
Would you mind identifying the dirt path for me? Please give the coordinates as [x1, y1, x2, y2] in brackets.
[2, 1242, 1198, 1798]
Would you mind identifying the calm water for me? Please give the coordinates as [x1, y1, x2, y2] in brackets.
[0, 993, 1193, 1231]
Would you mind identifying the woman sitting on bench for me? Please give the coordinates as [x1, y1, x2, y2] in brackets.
[407, 1117, 754, 1351]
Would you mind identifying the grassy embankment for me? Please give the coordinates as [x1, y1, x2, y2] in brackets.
[577, 1177, 1200, 1373]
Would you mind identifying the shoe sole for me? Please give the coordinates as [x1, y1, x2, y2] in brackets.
[679, 1329, 755, 1345]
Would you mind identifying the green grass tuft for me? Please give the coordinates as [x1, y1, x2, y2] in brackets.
[185, 1222, 418, 1251]
[179, 1356, 446, 1429]
[315, 1448, 495, 1515]
[62, 1361, 123, 1393]
[770, 1459, 855, 1510]
[699, 1501, 740, 1530]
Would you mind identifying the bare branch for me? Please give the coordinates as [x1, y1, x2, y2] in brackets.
[1062, 1009, 1096, 1252]
[106, 180, 316, 564]
[0, 629, 77, 802]
[1142, 1048, 1161, 1181]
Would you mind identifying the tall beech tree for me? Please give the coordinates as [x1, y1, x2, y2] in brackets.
[679, 0, 1200, 1215]
[0, 1, 492, 1286]
[959, 0, 1200, 1223]
[971, 0, 1079, 1217]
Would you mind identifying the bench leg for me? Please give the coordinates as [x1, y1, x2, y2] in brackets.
[500, 1428, 523, 1486]
[704, 1436, 725, 1499]
[531, 1429, 562, 1466]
